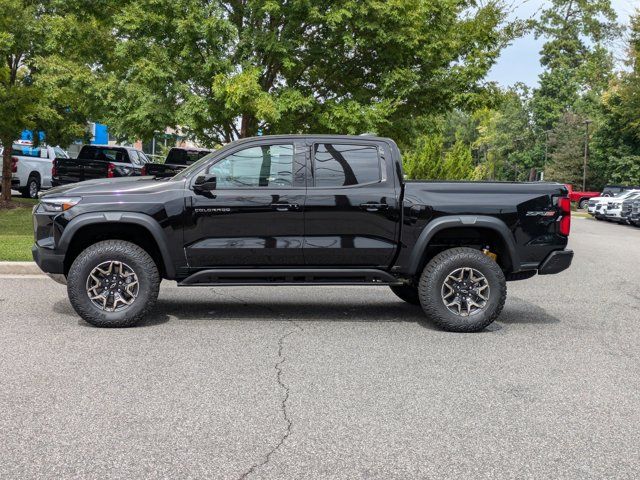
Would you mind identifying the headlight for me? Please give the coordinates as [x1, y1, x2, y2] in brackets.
[40, 197, 81, 213]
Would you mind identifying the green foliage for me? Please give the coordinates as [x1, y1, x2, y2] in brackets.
[93, 0, 520, 146]
[403, 136, 474, 181]
[532, 0, 618, 130]
[0, 0, 100, 202]
[403, 135, 443, 180]
[442, 141, 474, 180]
[544, 112, 592, 187]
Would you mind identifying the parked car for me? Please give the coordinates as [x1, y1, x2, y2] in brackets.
[0, 143, 70, 198]
[588, 190, 640, 218]
[565, 184, 601, 210]
[52, 145, 150, 187]
[630, 199, 640, 227]
[604, 192, 640, 222]
[142, 147, 212, 178]
[32, 135, 573, 332]
[600, 185, 640, 197]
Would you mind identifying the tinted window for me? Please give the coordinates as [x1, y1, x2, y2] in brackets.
[81, 146, 129, 163]
[167, 149, 209, 166]
[206, 144, 294, 188]
[313, 144, 380, 187]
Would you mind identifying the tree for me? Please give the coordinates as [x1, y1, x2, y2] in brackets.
[531, 0, 619, 131]
[0, 0, 100, 204]
[545, 112, 594, 186]
[442, 140, 474, 180]
[100, 0, 522, 147]
[403, 135, 444, 180]
[591, 8, 640, 186]
[471, 86, 537, 181]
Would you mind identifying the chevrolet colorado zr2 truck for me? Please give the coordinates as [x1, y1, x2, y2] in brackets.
[32, 135, 573, 332]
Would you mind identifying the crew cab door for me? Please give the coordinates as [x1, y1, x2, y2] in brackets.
[183, 140, 306, 267]
[303, 140, 400, 267]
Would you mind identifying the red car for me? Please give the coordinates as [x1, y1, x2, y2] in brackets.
[565, 185, 601, 210]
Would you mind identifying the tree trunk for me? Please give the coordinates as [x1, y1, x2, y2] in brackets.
[240, 113, 256, 138]
[1, 138, 13, 204]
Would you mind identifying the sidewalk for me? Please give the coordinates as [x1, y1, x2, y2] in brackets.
[0, 262, 42, 275]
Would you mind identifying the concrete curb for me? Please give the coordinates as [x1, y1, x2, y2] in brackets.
[0, 262, 44, 275]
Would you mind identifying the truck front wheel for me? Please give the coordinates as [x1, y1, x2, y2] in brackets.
[418, 247, 507, 332]
[67, 240, 160, 327]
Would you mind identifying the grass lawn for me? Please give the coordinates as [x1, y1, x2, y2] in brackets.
[0, 198, 37, 261]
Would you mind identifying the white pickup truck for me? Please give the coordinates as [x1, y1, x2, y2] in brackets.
[0, 143, 70, 198]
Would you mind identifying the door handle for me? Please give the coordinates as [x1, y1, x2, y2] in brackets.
[271, 203, 299, 212]
[360, 203, 388, 212]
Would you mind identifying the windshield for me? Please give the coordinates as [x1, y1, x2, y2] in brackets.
[172, 151, 218, 180]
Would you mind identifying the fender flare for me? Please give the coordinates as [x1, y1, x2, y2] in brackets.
[58, 212, 176, 278]
[406, 215, 521, 275]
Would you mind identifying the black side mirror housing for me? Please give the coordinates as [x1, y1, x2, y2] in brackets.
[194, 174, 217, 193]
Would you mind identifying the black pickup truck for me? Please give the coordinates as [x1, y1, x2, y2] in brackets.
[32, 135, 573, 332]
[52, 145, 150, 186]
[143, 147, 212, 178]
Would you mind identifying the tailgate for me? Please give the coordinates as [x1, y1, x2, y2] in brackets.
[54, 158, 109, 184]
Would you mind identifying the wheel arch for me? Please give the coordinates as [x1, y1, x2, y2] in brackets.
[406, 216, 521, 276]
[59, 212, 175, 278]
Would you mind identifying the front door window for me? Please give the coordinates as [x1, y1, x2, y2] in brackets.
[207, 145, 294, 189]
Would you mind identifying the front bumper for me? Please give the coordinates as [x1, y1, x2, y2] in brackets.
[32, 244, 65, 275]
[605, 210, 623, 220]
[538, 249, 574, 275]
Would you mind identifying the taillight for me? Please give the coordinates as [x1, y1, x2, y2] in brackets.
[558, 196, 571, 236]
[11, 156, 18, 173]
[51, 159, 57, 177]
[141, 165, 147, 176]
[107, 162, 115, 178]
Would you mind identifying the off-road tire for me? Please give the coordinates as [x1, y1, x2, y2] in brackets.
[578, 198, 589, 210]
[418, 247, 507, 332]
[20, 175, 40, 199]
[67, 240, 160, 327]
[389, 285, 420, 305]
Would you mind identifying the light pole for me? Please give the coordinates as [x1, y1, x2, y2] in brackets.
[583, 120, 592, 192]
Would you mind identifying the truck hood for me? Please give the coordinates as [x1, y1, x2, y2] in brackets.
[41, 176, 176, 198]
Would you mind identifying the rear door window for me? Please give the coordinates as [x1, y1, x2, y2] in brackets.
[53, 147, 69, 159]
[11, 145, 41, 158]
[313, 143, 381, 187]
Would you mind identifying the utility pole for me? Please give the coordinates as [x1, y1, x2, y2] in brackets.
[583, 120, 592, 192]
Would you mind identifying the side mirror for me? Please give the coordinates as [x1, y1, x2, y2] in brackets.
[194, 174, 217, 193]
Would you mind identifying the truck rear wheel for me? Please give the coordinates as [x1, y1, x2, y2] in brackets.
[418, 247, 506, 332]
[67, 240, 160, 327]
[389, 285, 420, 305]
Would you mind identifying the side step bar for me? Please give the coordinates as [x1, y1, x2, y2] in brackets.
[178, 268, 403, 287]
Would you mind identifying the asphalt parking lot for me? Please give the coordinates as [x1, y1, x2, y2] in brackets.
[1, 217, 639, 479]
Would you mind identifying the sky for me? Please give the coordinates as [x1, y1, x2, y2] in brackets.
[487, 0, 638, 87]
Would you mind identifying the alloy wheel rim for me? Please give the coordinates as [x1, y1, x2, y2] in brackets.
[29, 181, 38, 198]
[441, 267, 490, 317]
[86, 261, 139, 312]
